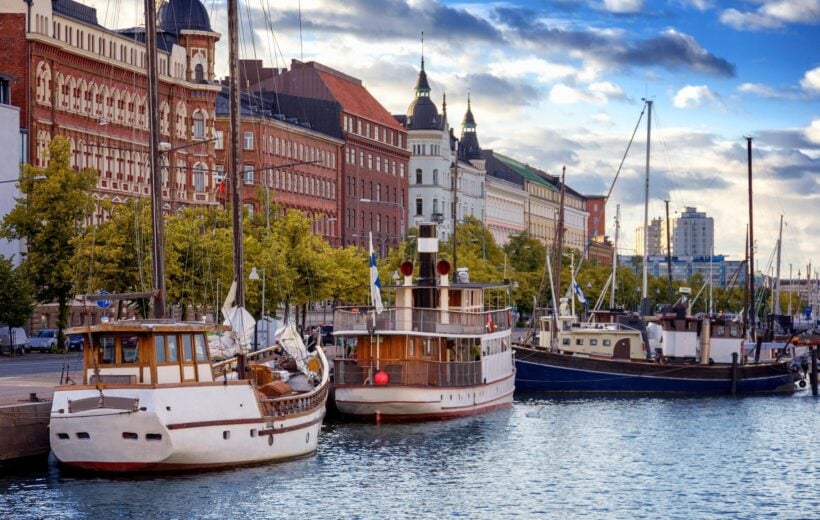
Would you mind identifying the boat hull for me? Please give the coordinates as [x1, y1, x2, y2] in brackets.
[514, 346, 796, 394]
[334, 373, 515, 422]
[50, 383, 327, 473]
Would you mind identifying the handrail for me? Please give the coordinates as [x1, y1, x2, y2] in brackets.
[333, 306, 513, 334]
[334, 358, 482, 387]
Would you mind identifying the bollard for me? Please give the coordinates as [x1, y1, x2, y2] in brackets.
[811, 347, 818, 397]
[375, 410, 381, 425]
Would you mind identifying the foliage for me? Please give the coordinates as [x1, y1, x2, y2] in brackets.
[1, 136, 96, 346]
[0, 256, 34, 329]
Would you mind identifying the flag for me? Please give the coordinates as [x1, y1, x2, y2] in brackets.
[369, 232, 384, 315]
[573, 280, 588, 306]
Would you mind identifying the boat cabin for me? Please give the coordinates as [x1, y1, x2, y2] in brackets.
[73, 321, 215, 386]
[538, 316, 645, 360]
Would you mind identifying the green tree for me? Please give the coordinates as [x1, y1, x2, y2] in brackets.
[0, 257, 34, 355]
[503, 233, 546, 316]
[1, 136, 96, 347]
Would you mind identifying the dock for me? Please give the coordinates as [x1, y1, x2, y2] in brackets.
[0, 393, 51, 463]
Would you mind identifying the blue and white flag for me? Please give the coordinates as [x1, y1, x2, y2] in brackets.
[369, 232, 384, 315]
[573, 280, 588, 306]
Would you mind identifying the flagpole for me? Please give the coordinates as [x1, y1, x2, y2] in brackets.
[570, 251, 576, 317]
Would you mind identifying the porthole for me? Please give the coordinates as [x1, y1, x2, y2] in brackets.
[122, 432, 138, 440]
[250, 428, 257, 438]
[268, 434, 274, 446]
[76, 432, 90, 439]
[57, 433, 69, 440]
[146, 433, 162, 441]
[223, 430, 230, 440]
[305, 432, 310, 444]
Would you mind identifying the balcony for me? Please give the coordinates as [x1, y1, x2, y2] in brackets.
[334, 358, 481, 387]
[333, 307, 512, 335]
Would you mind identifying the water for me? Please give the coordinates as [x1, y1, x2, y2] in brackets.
[2, 393, 818, 519]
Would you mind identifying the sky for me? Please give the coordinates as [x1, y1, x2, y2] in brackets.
[93, 0, 819, 278]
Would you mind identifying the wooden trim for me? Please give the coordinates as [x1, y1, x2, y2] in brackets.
[168, 411, 324, 431]
[257, 416, 324, 436]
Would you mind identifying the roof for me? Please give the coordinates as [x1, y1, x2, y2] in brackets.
[52, 0, 100, 26]
[317, 70, 404, 130]
[158, 0, 213, 33]
[491, 152, 556, 191]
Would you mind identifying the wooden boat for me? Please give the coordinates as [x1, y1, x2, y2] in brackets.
[49, 321, 329, 471]
[331, 223, 515, 421]
[514, 308, 796, 394]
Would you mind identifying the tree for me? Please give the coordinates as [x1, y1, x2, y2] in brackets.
[1, 136, 96, 348]
[0, 256, 34, 355]
[503, 233, 546, 316]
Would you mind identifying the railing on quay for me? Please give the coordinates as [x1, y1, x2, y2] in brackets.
[333, 307, 512, 335]
[334, 358, 482, 387]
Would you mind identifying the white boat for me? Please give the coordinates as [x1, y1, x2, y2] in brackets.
[332, 223, 515, 421]
[49, 321, 329, 471]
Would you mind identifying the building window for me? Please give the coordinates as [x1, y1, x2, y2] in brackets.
[194, 64, 205, 83]
[243, 131, 253, 150]
[214, 164, 225, 184]
[415, 198, 423, 216]
[214, 130, 224, 149]
[415, 169, 422, 184]
[194, 164, 205, 192]
[244, 164, 254, 184]
[193, 112, 205, 139]
[433, 169, 438, 185]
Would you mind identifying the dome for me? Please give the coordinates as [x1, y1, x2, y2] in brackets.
[406, 96, 440, 130]
[158, 0, 213, 33]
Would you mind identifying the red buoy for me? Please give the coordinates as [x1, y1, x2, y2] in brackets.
[374, 370, 389, 385]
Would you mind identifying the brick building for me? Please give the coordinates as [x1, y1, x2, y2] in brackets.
[213, 87, 344, 244]
[245, 60, 410, 253]
[0, 0, 222, 221]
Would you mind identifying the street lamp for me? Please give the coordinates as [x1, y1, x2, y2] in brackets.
[0, 175, 46, 184]
[249, 266, 266, 351]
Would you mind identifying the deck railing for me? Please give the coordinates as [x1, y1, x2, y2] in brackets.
[333, 307, 511, 335]
[334, 358, 482, 387]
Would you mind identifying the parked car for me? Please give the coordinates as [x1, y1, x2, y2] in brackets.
[66, 333, 84, 351]
[28, 328, 58, 353]
[0, 326, 29, 355]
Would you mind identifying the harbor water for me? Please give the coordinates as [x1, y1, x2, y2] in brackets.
[2, 393, 818, 519]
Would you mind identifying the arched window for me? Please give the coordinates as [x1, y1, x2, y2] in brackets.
[192, 111, 205, 139]
[194, 64, 205, 83]
[415, 168, 422, 184]
[193, 163, 205, 192]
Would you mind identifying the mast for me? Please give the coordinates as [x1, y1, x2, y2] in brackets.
[664, 199, 673, 305]
[145, 0, 165, 319]
[452, 144, 458, 283]
[229, 0, 245, 307]
[610, 204, 619, 309]
[553, 167, 566, 310]
[641, 99, 652, 315]
[743, 226, 749, 339]
[774, 214, 783, 315]
[747, 137, 755, 341]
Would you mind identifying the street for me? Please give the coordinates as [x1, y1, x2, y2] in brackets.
[0, 352, 82, 403]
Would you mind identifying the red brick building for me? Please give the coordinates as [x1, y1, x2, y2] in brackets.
[0, 0, 222, 221]
[246, 60, 410, 253]
[586, 195, 607, 238]
[213, 88, 344, 244]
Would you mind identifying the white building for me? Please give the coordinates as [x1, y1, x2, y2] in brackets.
[0, 74, 24, 264]
[673, 207, 713, 257]
[485, 174, 526, 246]
[397, 57, 484, 242]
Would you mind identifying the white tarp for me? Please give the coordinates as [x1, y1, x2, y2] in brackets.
[209, 281, 256, 359]
[277, 322, 318, 379]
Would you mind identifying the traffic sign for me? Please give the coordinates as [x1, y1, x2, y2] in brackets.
[97, 291, 112, 310]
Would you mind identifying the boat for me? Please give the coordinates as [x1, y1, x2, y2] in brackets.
[514, 301, 797, 393]
[331, 223, 515, 421]
[513, 103, 796, 394]
[48, 0, 330, 471]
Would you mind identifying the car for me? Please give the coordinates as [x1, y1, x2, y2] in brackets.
[66, 333, 84, 351]
[0, 326, 29, 355]
[28, 328, 58, 353]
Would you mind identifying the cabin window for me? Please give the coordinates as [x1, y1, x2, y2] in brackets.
[589, 339, 598, 346]
[730, 326, 738, 337]
[562, 338, 571, 346]
[603, 339, 611, 346]
[423, 339, 432, 356]
[194, 334, 208, 361]
[122, 336, 139, 363]
[576, 339, 584, 346]
[99, 336, 116, 364]
[167, 335, 179, 362]
[182, 334, 193, 362]
[154, 336, 166, 363]
[716, 326, 725, 337]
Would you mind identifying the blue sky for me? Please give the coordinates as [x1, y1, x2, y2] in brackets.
[99, 0, 820, 276]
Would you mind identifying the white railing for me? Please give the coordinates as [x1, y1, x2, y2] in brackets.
[333, 307, 512, 335]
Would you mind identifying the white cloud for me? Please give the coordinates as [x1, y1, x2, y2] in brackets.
[720, 0, 820, 30]
[602, 0, 645, 13]
[682, 0, 713, 11]
[737, 82, 783, 98]
[806, 119, 820, 144]
[800, 66, 820, 94]
[548, 81, 624, 105]
[487, 57, 579, 84]
[672, 85, 720, 109]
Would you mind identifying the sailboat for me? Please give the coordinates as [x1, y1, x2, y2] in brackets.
[513, 103, 797, 394]
[48, 0, 330, 471]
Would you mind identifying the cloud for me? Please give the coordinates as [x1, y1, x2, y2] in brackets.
[720, 0, 820, 30]
[800, 66, 820, 94]
[680, 0, 713, 11]
[602, 0, 645, 14]
[737, 82, 785, 98]
[549, 81, 624, 104]
[672, 85, 721, 109]
[806, 119, 820, 144]
[462, 73, 542, 106]
[493, 9, 735, 77]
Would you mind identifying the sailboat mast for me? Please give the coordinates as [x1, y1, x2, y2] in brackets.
[610, 204, 619, 309]
[229, 0, 245, 307]
[553, 167, 566, 309]
[641, 99, 652, 315]
[774, 214, 783, 315]
[145, 0, 165, 319]
[664, 199, 673, 305]
[747, 137, 755, 341]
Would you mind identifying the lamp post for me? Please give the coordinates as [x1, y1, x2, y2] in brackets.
[249, 266, 265, 351]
